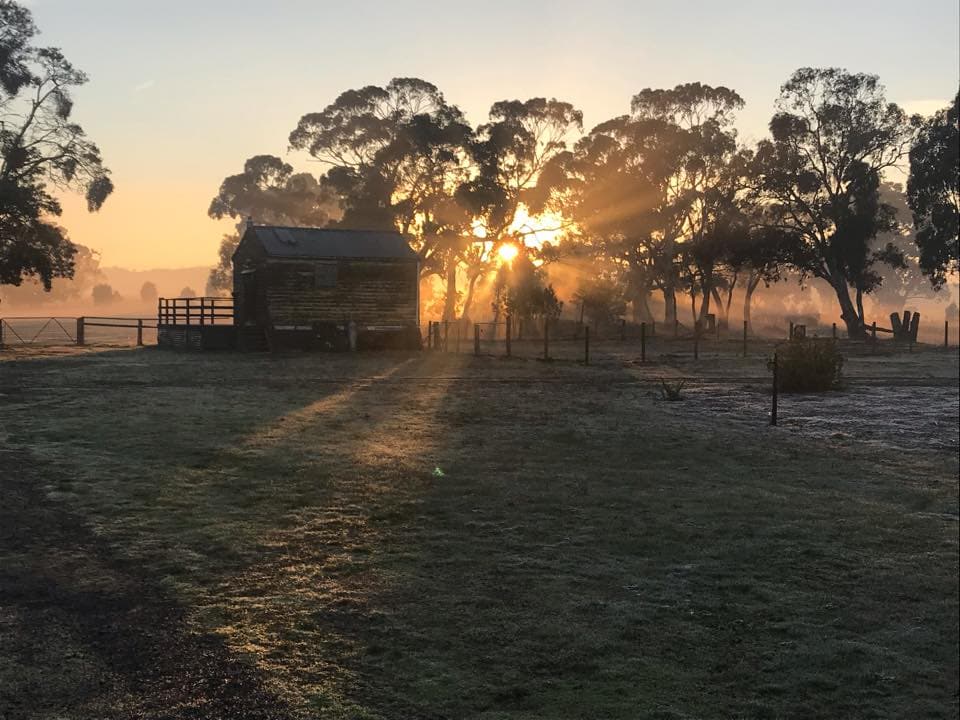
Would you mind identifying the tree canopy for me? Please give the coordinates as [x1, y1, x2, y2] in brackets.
[907, 92, 959, 289]
[0, 0, 112, 290]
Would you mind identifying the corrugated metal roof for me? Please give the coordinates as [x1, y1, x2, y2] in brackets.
[247, 225, 419, 260]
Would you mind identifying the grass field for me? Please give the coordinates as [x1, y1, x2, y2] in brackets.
[1, 341, 957, 719]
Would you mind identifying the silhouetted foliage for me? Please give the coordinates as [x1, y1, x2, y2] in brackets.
[0, 1, 112, 290]
[907, 92, 959, 289]
[772, 339, 844, 393]
[754, 68, 916, 338]
[574, 274, 626, 327]
[206, 155, 340, 291]
[491, 255, 562, 324]
[179, 286, 196, 298]
[140, 281, 158, 303]
[0, 242, 102, 305]
[91, 282, 120, 305]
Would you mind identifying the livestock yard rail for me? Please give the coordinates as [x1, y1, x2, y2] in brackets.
[156, 297, 235, 350]
[157, 296, 234, 326]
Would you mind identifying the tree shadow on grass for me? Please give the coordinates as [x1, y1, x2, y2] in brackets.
[0, 445, 294, 719]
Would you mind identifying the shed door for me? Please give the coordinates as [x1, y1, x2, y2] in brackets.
[240, 269, 259, 326]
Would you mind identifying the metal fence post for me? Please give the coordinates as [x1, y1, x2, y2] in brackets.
[771, 352, 778, 426]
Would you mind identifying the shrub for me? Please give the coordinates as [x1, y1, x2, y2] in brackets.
[771, 338, 844, 393]
[659, 378, 686, 401]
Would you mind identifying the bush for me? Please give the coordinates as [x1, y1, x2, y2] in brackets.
[771, 338, 844, 393]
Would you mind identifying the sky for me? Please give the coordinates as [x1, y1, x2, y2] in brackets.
[22, 0, 960, 270]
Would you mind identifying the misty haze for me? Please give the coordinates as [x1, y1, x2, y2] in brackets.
[0, 1, 957, 718]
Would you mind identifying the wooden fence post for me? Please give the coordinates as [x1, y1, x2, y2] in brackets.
[946, 320, 949, 349]
[443, 321, 449, 352]
[474, 324, 480, 356]
[789, 321, 794, 340]
[771, 352, 778, 426]
[137, 319, 144, 346]
[832, 322, 837, 340]
[0, 319, 4, 348]
[543, 318, 550, 360]
[674, 318, 679, 338]
[640, 322, 646, 363]
[693, 327, 699, 361]
[620, 318, 626, 341]
[455, 323, 461, 354]
[584, 325, 590, 365]
[76, 316, 85, 346]
[743, 320, 748, 358]
[505, 316, 512, 357]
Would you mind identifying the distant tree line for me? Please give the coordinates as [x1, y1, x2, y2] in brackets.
[208, 73, 958, 338]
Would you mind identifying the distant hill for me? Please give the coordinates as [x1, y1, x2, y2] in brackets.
[101, 266, 213, 300]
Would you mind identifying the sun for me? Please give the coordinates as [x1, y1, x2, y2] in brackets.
[498, 243, 519, 263]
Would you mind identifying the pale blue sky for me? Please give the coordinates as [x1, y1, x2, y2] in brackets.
[23, 0, 960, 268]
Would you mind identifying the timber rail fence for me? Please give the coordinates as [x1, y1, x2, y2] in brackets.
[0, 315, 158, 348]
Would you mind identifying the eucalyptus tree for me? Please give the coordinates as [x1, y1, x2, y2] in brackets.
[457, 98, 582, 320]
[908, 92, 959, 289]
[206, 154, 339, 290]
[545, 114, 689, 324]
[289, 78, 474, 319]
[753, 68, 916, 337]
[551, 84, 745, 326]
[0, 0, 112, 290]
[632, 84, 746, 327]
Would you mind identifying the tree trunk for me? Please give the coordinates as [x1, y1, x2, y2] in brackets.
[831, 276, 864, 338]
[662, 285, 677, 326]
[460, 272, 481, 324]
[630, 282, 654, 324]
[442, 261, 458, 321]
[743, 271, 761, 334]
[698, 279, 712, 325]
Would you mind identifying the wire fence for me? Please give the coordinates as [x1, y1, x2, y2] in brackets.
[419, 316, 957, 363]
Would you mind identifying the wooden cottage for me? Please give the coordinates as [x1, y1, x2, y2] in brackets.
[232, 224, 421, 351]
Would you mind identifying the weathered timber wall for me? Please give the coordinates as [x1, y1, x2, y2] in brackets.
[263, 259, 418, 328]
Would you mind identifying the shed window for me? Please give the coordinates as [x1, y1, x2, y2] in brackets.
[314, 263, 337, 288]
